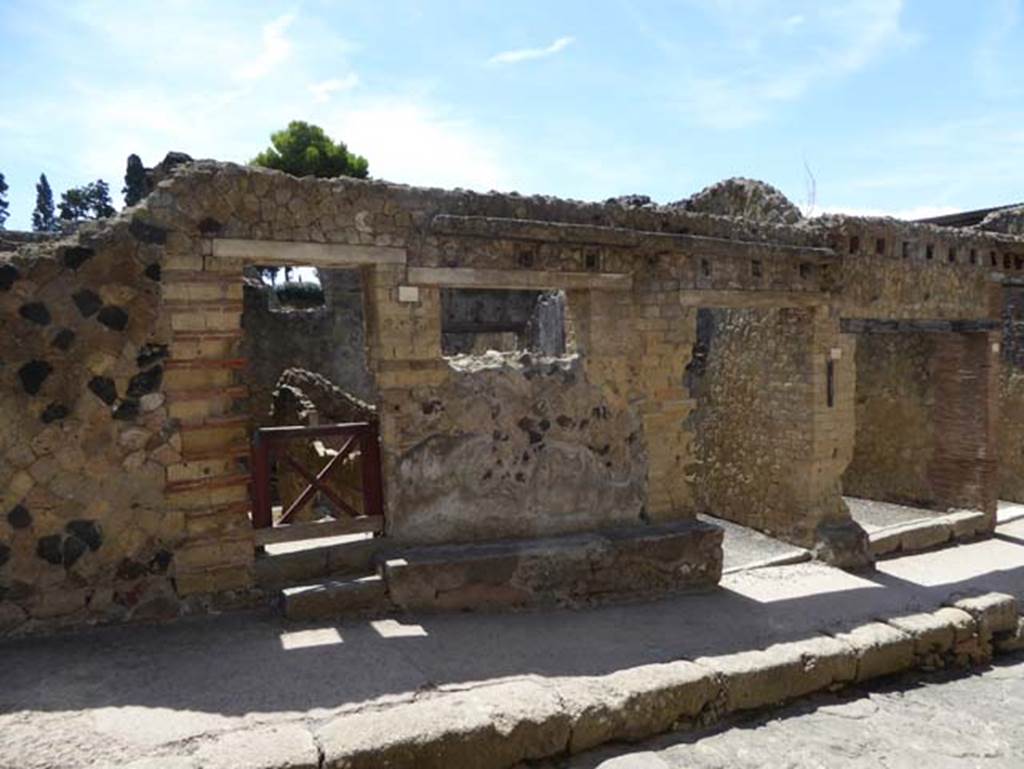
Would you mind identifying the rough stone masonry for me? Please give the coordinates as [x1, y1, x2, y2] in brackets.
[0, 162, 1022, 634]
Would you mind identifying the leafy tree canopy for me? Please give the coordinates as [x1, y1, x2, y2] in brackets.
[59, 179, 116, 222]
[251, 121, 369, 179]
[32, 174, 58, 233]
[123, 154, 148, 207]
[0, 173, 9, 229]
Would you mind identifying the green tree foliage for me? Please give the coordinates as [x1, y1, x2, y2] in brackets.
[0, 173, 8, 229]
[123, 154, 148, 207]
[251, 121, 369, 179]
[32, 174, 58, 232]
[59, 180, 116, 222]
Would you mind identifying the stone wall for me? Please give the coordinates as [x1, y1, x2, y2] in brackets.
[687, 307, 856, 551]
[2, 161, 1020, 633]
[1001, 286, 1024, 502]
[242, 267, 373, 423]
[0, 223, 187, 632]
[844, 333, 938, 507]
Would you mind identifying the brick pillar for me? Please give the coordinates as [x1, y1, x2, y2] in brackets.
[162, 246, 255, 596]
[363, 265, 449, 541]
[928, 331, 999, 525]
[807, 308, 871, 568]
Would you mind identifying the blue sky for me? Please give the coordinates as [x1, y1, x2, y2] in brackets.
[1, 0, 1021, 229]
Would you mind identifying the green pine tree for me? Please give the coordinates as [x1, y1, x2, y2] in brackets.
[32, 174, 58, 232]
[251, 121, 369, 179]
[123, 154, 148, 207]
[59, 180, 116, 222]
[0, 173, 9, 229]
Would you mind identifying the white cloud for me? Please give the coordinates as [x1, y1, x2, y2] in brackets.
[308, 75, 360, 103]
[782, 15, 806, 32]
[234, 12, 296, 81]
[326, 100, 511, 191]
[488, 36, 575, 65]
[671, 0, 912, 128]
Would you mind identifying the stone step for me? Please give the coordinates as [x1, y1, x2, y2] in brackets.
[281, 575, 389, 621]
[255, 536, 383, 590]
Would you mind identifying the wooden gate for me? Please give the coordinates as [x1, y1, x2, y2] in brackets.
[249, 421, 384, 546]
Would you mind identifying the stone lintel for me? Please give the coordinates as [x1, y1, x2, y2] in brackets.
[407, 266, 633, 291]
[840, 318, 1001, 335]
[211, 238, 407, 266]
[431, 213, 836, 262]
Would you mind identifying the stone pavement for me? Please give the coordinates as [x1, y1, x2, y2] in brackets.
[553, 654, 1024, 768]
[2, 517, 1024, 769]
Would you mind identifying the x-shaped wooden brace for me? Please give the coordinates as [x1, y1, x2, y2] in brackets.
[278, 434, 360, 524]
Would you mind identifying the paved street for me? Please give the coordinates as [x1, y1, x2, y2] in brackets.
[2, 517, 1023, 768]
[553, 655, 1024, 769]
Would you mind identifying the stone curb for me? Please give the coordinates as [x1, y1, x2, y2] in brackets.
[312, 591, 1021, 769]
[869, 511, 989, 559]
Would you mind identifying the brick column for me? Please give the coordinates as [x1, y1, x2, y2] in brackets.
[162, 246, 254, 596]
[928, 331, 999, 525]
[363, 265, 449, 540]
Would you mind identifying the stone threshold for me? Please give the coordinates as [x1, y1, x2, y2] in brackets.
[869, 510, 990, 559]
[143, 592, 1024, 769]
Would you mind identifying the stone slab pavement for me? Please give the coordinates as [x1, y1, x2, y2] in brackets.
[2, 517, 1024, 769]
[550, 653, 1024, 769]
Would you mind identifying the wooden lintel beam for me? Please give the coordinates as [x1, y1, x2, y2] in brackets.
[211, 238, 406, 266]
[407, 266, 633, 291]
[840, 318, 1000, 334]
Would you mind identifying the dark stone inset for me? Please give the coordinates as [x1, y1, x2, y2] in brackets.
[36, 535, 63, 565]
[97, 306, 129, 331]
[7, 505, 32, 529]
[127, 365, 163, 398]
[136, 343, 168, 368]
[18, 360, 52, 395]
[66, 520, 102, 551]
[72, 289, 102, 318]
[129, 218, 168, 244]
[62, 535, 87, 567]
[0, 543, 10, 569]
[150, 549, 173, 574]
[88, 376, 118, 405]
[0, 263, 19, 291]
[198, 217, 223, 236]
[19, 301, 51, 326]
[62, 246, 96, 270]
[144, 263, 162, 282]
[41, 403, 70, 423]
[116, 557, 148, 581]
[52, 328, 76, 350]
[113, 399, 140, 421]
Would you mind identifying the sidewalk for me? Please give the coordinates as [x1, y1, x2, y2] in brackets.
[3, 518, 1024, 769]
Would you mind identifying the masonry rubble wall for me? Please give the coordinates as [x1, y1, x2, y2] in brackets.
[844, 332, 938, 506]
[0, 163, 1020, 634]
[816, 217, 1007, 521]
[688, 307, 853, 549]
